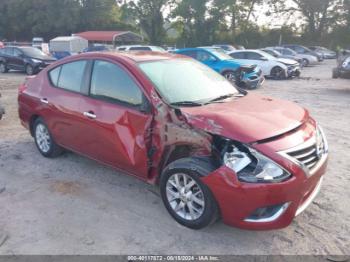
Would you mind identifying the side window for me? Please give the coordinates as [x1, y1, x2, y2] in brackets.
[5, 48, 13, 56]
[295, 46, 305, 53]
[246, 52, 263, 60]
[49, 66, 61, 86]
[181, 51, 197, 59]
[118, 47, 126, 51]
[230, 52, 245, 59]
[57, 60, 87, 92]
[90, 60, 143, 107]
[13, 49, 22, 57]
[196, 51, 216, 62]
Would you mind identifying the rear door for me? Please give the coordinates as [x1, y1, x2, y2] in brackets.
[40, 60, 89, 151]
[4, 47, 15, 69]
[12, 48, 25, 70]
[79, 59, 152, 178]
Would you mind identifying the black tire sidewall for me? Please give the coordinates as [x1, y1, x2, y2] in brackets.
[271, 66, 285, 80]
[160, 164, 218, 229]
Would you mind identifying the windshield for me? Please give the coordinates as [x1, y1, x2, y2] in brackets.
[20, 47, 47, 57]
[139, 59, 239, 105]
[152, 46, 166, 52]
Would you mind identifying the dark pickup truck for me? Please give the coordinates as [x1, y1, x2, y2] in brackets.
[0, 46, 56, 75]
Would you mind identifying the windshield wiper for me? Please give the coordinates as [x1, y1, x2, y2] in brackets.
[206, 93, 243, 103]
[170, 101, 203, 107]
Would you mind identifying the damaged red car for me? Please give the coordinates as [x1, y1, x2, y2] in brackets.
[18, 52, 328, 230]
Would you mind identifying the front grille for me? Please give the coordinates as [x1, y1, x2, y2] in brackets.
[287, 142, 319, 170]
[282, 126, 327, 175]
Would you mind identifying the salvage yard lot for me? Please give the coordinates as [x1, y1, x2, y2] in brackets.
[0, 60, 349, 255]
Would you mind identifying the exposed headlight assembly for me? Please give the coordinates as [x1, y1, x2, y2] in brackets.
[31, 58, 42, 63]
[342, 57, 350, 68]
[223, 143, 291, 183]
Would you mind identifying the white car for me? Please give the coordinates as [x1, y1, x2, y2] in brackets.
[228, 50, 301, 79]
[116, 45, 166, 52]
[274, 47, 318, 66]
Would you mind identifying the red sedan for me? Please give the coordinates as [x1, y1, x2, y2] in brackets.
[18, 51, 328, 230]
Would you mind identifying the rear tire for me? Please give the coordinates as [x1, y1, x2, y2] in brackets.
[0, 62, 8, 73]
[33, 118, 64, 158]
[160, 158, 219, 229]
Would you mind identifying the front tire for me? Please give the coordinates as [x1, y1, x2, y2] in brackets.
[332, 68, 340, 79]
[302, 58, 309, 67]
[25, 64, 35, 75]
[33, 118, 64, 158]
[270, 66, 286, 80]
[160, 158, 219, 229]
[222, 70, 237, 83]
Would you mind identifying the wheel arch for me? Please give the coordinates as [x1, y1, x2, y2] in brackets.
[29, 114, 41, 136]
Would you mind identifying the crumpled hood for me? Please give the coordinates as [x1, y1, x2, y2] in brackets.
[277, 58, 298, 66]
[181, 93, 309, 143]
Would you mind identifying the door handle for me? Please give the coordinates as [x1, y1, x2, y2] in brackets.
[40, 98, 49, 104]
[83, 111, 96, 119]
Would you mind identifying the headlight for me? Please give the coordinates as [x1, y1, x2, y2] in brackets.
[31, 58, 42, 63]
[223, 143, 291, 183]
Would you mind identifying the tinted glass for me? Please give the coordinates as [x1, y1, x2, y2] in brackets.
[139, 59, 239, 104]
[230, 52, 245, 59]
[13, 48, 23, 57]
[5, 48, 13, 56]
[180, 51, 197, 59]
[196, 51, 216, 62]
[246, 52, 263, 60]
[90, 60, 143, 106]
[57, 60, 87, 92]
[130, 47, 151, 51]
[49, 67, 61, 86]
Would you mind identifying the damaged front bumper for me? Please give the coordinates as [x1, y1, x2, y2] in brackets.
[201, 158, 327, 230]
[201, 129, 328, 230]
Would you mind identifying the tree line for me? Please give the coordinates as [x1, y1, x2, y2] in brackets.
[0, 0, 349, 49]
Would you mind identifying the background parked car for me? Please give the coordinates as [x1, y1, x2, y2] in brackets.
[273, 46, 318, 66]
[0, 46, 57, 75]
[116, 45, 166, 52]
[176, 47, 264, 89]
[261, 48, 304, 67]
[309, 46, 337, 59]
[32, 37, 44, 50]
[229, 50, 300, 79]
[332, 50, 350, 78]
[212, 44, 236, 53]
[282, 44, 323, 62]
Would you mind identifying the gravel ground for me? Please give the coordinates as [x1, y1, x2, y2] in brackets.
[0, 60, 349, 255]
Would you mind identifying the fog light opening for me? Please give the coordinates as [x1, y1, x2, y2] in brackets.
[244, 203, 290, 223]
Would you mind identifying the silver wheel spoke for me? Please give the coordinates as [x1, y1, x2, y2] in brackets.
[166, 173, 205, 221]
[192, 195, 204, 207]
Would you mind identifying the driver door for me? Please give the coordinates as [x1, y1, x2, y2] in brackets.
[196, 50, 220, 72]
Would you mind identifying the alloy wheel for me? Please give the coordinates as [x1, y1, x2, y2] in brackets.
[35, 123, 51, 153]
[166, 173, 205, 221]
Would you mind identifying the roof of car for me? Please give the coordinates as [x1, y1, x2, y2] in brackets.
[77, 51, 184, 63]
